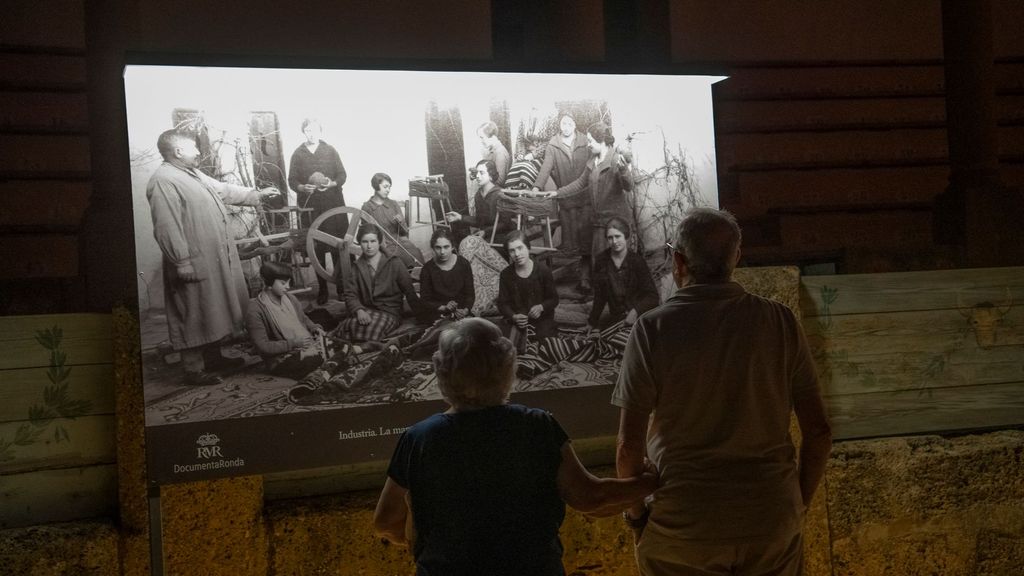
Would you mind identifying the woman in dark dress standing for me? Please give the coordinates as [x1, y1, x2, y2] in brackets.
[288, 118, 348, 304]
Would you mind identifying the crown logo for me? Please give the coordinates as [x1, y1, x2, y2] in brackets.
[196, 433, 220, 447]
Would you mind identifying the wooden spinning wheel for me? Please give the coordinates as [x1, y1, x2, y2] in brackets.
[306, 206, 422, 285]
[306, 206, 377, 284]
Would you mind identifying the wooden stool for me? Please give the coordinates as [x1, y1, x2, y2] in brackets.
[408, 175, 452, 231]
[489, 190, 558, 252]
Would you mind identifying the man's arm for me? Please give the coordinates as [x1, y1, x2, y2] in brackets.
[793, 387, 832, 507]
[616, 407, 651, 520]
[373, 477, 410, 547]
[557, 441, 656, 517]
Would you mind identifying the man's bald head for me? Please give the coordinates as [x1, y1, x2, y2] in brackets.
[156, 130, 194, 161]
[674, 207, 742, 284]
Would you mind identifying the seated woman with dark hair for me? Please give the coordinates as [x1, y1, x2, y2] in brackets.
[587, 217, 660, 336]
[418, 228, 475, 323]
[373, 318, 657, 575]
[496, 230, 559, 346]
[338, 227, 421, 343]
[445, 159, 515, 243]
[245, 261, 327, 378]
[360, 172, 423, 268]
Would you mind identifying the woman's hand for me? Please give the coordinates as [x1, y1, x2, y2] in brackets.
[512, 313, 529, 328]
[586, 325, 601, 339]
[625, 309, 638, 326]
[356, 309, 372, 326]
[528, 304, 544, 319]
[453, 308, 469, 319]
[445, 211, 462, 222]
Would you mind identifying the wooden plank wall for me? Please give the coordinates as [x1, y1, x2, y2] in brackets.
[0, 313, 116, 529]
[716, 60, 1024, 272]
[801, 266, 1024, 440]
[0, 1, 90, 314]
[1, 266, 1021, 525]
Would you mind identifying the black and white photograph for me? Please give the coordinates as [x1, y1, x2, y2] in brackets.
[126, 64, 721, 480]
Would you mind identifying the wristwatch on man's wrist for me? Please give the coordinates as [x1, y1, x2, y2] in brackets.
[622, 505, 649, 529]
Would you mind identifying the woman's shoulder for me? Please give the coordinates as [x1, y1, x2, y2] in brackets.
[501, 404, 565, 431]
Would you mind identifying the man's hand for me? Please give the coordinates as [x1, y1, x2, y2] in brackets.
[356, 309, 372, 326]
[445, 212, 462, 222]
[300, 183, 316, 194]
[512, 313, 529, 328]
[453, 308, 468, 319]
[528, 304, 544, 319]
[585, 325, 601, 339]
[176, 263, 199, 283]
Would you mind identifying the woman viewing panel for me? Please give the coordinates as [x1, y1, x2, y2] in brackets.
[418, 228, 475, 324]
[338, 227, 421, 343]
[547, 122, 634, 294]
[287, 118, 348, 304]
[446, 160, 515, 244]
[373, 318, 658, 575]
[360, 172, 423, 268]
[496, 230, 559, 342]
[587, 217, 660, 336]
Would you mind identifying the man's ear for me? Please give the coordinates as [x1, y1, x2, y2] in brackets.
[733, 246, 742, 267]
[672, 250, 688, 288]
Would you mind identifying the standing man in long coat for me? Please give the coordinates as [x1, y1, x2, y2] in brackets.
[147, 129, 280, 386]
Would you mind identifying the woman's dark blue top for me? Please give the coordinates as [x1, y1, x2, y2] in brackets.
[387, 403, 569, 576]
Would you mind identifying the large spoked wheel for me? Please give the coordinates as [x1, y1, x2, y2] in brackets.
[306, 207, 382, 284]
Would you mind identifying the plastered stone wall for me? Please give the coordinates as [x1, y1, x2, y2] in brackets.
[827, 431, 1024, 576]
[3, 431, 1022, 575]
[0, 522, 118, 576]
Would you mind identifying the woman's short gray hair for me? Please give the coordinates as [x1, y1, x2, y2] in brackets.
[674, 207, 742, 283]
[433, 318, 516, 408]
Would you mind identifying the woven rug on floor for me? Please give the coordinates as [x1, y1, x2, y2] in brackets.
[145, 372, 293, 425]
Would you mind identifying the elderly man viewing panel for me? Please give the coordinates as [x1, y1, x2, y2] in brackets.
[613, 207, 832, 576]
[147, 129, 279, 386]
